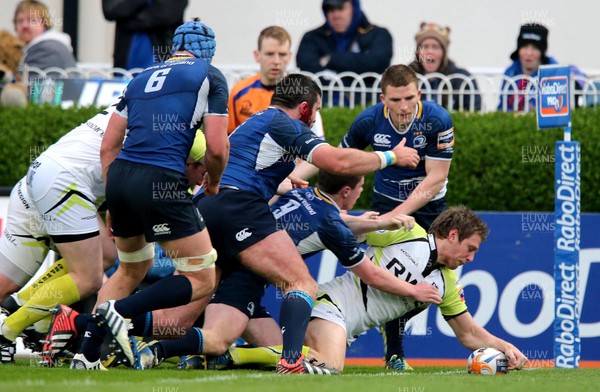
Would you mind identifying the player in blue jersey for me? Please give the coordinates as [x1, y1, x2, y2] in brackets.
[55, 19, 230, 370]
[114, 171, 439, 371]
[341, 64, 454, 370]
[191, 72, 421, 375]
[140, 72, 419, 374]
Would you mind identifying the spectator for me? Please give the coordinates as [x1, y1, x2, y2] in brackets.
[296, 0, 393, 106]
[409, 22, 481, 111]
[102, 0, 187, 70]
[13, 0, 76, 70]
[498, 23, 586, 112]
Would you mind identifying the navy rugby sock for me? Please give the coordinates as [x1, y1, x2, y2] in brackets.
[384, 318, 404, 361]
[279, 290, 313, 364]
[130, 311, 153, 337]
[153, 327, 203, 361]
[79, 316, 107, 362]
[113, 275, 193, 318]
[73, 313, 93, 335]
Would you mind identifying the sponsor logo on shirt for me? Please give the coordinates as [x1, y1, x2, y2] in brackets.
[152, 223, 171, 235]
[373, 133, 392, 147]
[236, 228, 252, 242]
[437, 128, 455, 150]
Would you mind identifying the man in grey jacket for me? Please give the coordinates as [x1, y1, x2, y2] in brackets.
[13, 0, 77, 70]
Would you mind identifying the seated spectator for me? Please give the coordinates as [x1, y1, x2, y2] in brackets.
[13, 0, 76, 70]
[498, 23, 586, 112]
[408, 22, 481, 111]
[296, 0, 393, 106]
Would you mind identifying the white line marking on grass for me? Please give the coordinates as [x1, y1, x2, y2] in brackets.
[433, 370, 464, 375]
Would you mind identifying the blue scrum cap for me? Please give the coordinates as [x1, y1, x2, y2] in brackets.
[172, 18, 216, 63]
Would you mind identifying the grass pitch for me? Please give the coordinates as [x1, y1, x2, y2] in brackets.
[0, 360, 598, 392]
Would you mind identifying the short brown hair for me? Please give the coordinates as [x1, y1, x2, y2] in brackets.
[271, 74, 321, 110]
[257, 26, 291, 50]
[14, 0, 53, 29]
[316, 171, 362, 194]
[429, 205, 489, 242]
[381, 64, 419, 94]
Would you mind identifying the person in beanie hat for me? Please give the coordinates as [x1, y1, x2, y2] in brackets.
[409, 22, 481, 111]
[498, 23, 586, 111]
[61, 18, 230, 370]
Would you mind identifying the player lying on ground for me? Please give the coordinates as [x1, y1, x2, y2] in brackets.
[203, 206, 528, 372]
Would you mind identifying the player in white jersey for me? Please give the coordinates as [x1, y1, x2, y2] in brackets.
[0, 102, 120, 361]
[220, 206, 528, 372]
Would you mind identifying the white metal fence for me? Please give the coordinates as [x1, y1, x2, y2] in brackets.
[21, 65, 600, 113]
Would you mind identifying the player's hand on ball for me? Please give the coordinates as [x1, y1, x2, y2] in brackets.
[413, 282, 442, 304]
[392, 138, 419, 169]
[504, 346, 528, 370]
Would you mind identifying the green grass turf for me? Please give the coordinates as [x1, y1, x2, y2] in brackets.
[1, 361, 599, 392]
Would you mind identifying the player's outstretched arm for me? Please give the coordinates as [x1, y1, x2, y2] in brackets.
[351, 260, 442, 304]
[311, 142, 412, 176]
[341, 212, 415, 235]
[447, 312, 528, 370]
[100, 113, 128, 183]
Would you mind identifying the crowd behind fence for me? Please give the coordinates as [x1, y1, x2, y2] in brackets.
[22, 65, 600, 113]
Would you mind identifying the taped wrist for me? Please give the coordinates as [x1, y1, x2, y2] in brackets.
[375, 151, 397, 169]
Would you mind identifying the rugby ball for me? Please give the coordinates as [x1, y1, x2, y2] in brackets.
[467, 348, 508, 375]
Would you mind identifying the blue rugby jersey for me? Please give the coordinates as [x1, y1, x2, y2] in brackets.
[341, 101, 453, 203]
[271, 187, 364, 268]
[221, 107, 327, 201]
[115, 57, 228, 174]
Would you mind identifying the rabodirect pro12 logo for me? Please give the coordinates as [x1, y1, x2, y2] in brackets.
[539, 76, 569, 116]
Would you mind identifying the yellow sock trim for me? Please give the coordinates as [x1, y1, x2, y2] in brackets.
[3, 273, 80, 340]
[17, 259, 68, 303]
[229, 345, 311, 368]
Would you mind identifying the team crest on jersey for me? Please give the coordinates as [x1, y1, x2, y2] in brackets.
[437, 128, 454, 150]
[413, 135, 427, 149]
[373, 133, 392, 147]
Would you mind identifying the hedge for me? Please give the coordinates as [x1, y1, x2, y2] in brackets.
[0, 104, 598, 212]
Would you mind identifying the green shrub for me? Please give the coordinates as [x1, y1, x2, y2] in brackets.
[0, 104, 598, 212]
[0, 105, 99, 186]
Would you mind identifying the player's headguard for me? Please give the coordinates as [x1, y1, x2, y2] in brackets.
[172, 18, 216, 63]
